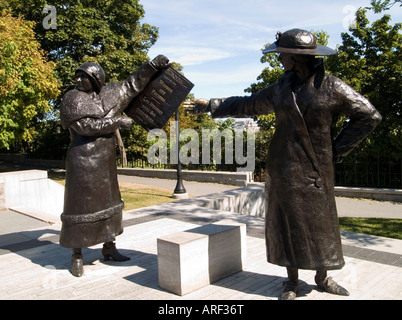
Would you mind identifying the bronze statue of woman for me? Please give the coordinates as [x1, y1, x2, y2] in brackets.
[194, 29, 381, 299]
[60, 55, 169, 277]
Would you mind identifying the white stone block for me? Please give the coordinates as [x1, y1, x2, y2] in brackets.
[0, 170, 64, 223]
[158, 232, 209, 296]
[157, 220, 246, 296]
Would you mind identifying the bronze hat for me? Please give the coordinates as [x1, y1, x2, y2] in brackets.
[76, 62, 106, 93]
[263, 28, 336, 56]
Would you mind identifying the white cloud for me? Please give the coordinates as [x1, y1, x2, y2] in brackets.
[158, 47, 235, 66]
[142, 0, 402, 98]
[184, 58, 264, 98]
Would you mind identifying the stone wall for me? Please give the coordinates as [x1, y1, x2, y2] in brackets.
[117, 167, 254, 187]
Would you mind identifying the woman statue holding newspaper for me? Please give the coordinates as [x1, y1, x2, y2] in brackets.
[60, 55, 169, 277]
[193, 29, 381, 299]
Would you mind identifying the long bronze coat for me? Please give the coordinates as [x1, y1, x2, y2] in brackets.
[59, 61, 158, 248]
[210, 62, 381, 270]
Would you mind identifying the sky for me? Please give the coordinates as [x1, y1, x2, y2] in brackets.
[141, 0, 401, 99]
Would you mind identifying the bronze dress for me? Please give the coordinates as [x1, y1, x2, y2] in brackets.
[209, 62, 381, 270]
[59, 61, 158, 248]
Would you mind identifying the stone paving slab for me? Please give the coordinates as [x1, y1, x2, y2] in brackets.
[0, 214, 401, 300]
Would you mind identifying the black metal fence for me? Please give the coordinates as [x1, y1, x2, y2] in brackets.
[334, 157, 402, 188]
[253, 157, 402, 188]
[117, 147, 402, 189]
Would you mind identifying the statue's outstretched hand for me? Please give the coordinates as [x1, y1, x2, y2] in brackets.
[151, 55, 170, 69]
[119, 116, 133, 130]
[189, 99, 211, 114]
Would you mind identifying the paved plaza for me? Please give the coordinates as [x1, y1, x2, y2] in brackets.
[0, 183, 401, 300]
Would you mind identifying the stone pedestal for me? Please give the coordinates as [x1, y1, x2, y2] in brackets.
[157, 220, 246, 296]
[0, 170, 64, 223]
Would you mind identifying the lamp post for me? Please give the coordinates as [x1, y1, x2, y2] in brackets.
[172, 109, 188, 199]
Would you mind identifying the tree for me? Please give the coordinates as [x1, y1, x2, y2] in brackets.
[327, 8, 401, 159]
[0, 11, 60, 150]
[367, 0, 401, 13]
[2, 0, 159, 87]
[2, 0, 159, 158]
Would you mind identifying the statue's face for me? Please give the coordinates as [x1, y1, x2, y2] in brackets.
[75, 71, 94, 93]
[278, 53, 295, 72]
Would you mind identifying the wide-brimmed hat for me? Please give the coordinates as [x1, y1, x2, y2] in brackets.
[263, 29, 336, 56]
[76, 62, 106, 93]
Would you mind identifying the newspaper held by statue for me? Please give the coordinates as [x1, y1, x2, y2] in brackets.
[125, 66, 194, 131]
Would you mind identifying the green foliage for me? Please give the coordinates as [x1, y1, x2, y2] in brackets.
[27, 111, 70, 159]
[3, 0, 159, 91]
[2, 0, 160, 156]
[0, 12, 60, 149]
[119, 96, 220, 170]
[247, 10, 401, 167]
[368, 0, 401, 13]
[327, 8, 401, 159]
[245, 52, 283, 94]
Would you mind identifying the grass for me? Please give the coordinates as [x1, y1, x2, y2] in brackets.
[339, 217, 402, 240]
[119, 184, 176, 211]
[48, 170, 65, 185]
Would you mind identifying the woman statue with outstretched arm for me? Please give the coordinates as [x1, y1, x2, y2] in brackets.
[60, 55, 170, 277]
[193, 29, 381, 299]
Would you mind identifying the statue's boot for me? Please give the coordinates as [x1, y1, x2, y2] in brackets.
[102, 242, 130, 262]
[280, 280, 299, 300]
[71, 253, 84, 277]
[315, 276, 350, 296]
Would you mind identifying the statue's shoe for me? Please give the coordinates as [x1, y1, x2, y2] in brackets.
[280, 280, 299, 300]
[71, 254, 83, 277]
[102, 242, 130, 262]
[316, 276, 350, 296]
